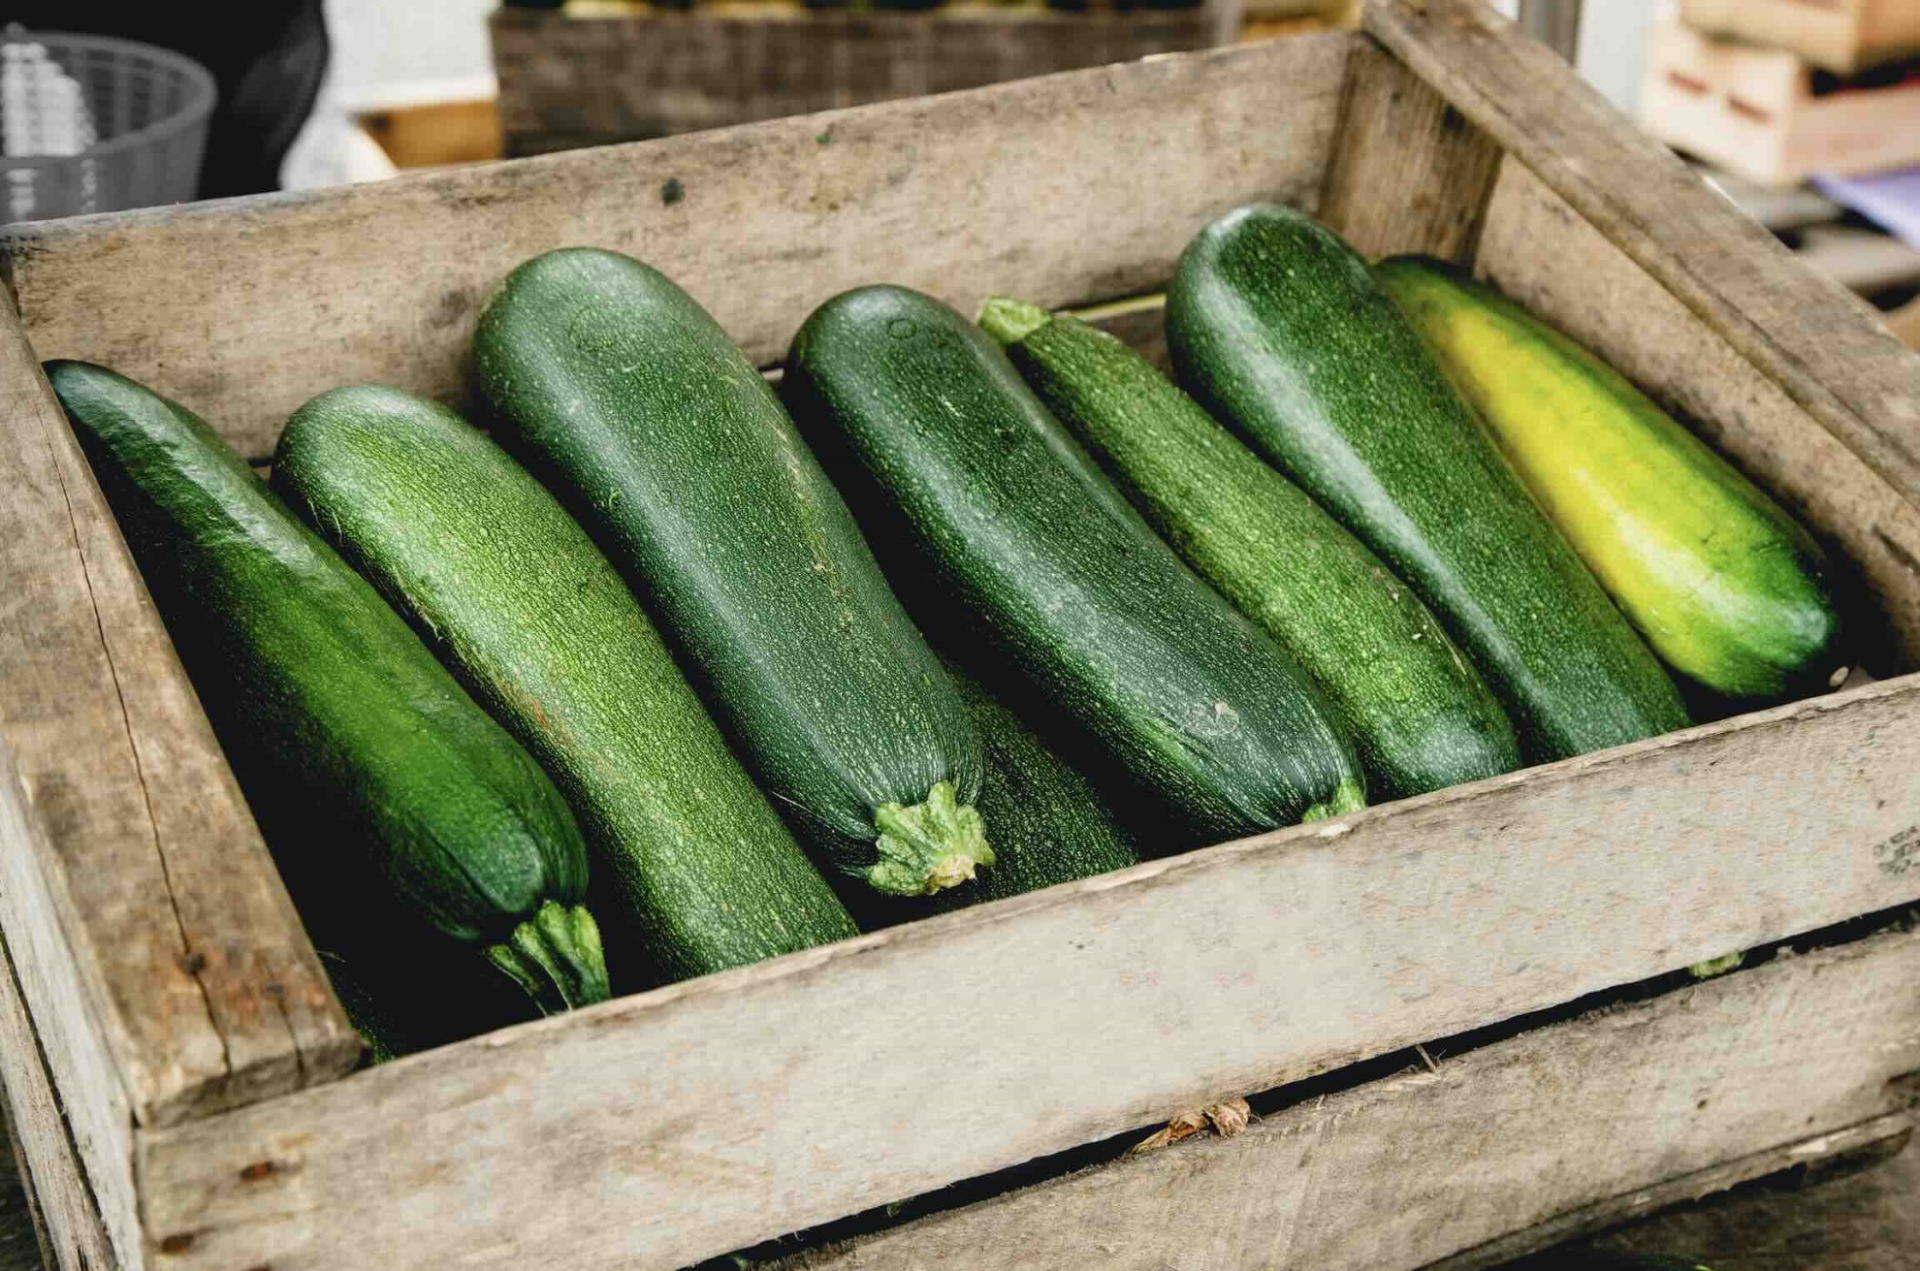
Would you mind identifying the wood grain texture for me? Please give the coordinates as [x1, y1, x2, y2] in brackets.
[0, 289, 358, 1132]
[1362, 0, 1920, 514]
[1431, 1117, 1916, 1271]
[0, 746, 139, 1266]
[0, 35, 1349, 461]
[1318, 36, 1504, 263]
[1475, 158, 1920, 674]
[492, 4, 1236, 156]
[134, 675, 1920, 1270]
[0, 872, 118, 1271]
[772, 929, 1920, 1271]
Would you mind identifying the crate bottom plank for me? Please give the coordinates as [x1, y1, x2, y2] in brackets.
[765, 929, 1920, 1271]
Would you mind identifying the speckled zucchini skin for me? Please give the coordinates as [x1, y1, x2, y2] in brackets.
[932, 665, 1141, 908]
[1167, 205, 1688, 762]
[784, 284, 1365, 841]
[986, 301, 1520, 800]
[471, 250, 988, 896]
[50, 361, 605, 1012]
[274, 386, 858, 982]
[1377, 257, 1844, 704]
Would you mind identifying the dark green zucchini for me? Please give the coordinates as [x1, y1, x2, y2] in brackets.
[273, 387, 859, 983]
[981, 297, 1520, 800]
[48, 361, 606, 1014]
[783, 285, 1365, 841]
[472, 250, 989, 897]
[931, 665, 1141, 909]
[1166, 205, 1689, 762]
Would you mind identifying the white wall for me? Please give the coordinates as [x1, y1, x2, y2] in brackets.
[323, 0, 498, 103]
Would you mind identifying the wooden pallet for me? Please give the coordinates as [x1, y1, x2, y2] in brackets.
[1681, 0, 1920, 75]
[1642, 19, 1920, 187]
[3, 3, 1920, 1267]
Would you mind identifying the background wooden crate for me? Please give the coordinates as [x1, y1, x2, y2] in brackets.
[1641, 19, 1920, 187]
[489, 0, 1243, 155]
[1680, 0, 1920, 75]
[2, 3, 1920, 1268]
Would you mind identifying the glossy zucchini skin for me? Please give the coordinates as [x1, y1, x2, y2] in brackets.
[1376, 257, 1845, 703]
[49, 361, 606, 1014]
[1167, 205, 1689, 762]
[983, 299, 1520, 801]
[273, 387, 859, 984]
[784, 284, 1365, 841]
[470, 249, 989, 897]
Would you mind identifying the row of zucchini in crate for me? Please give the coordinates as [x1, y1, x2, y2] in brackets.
[52, 202, 1844, 1058]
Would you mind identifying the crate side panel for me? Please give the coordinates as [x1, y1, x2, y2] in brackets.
[1475, 157, 1920, 673]
[1318, 36, 1504, 263]
[0, 294, 360, 1128]
[0, 749, 140, 1266]
[1, 36, 1351, 462]
[136, 677, 1920, 1270]
[767, 929, 1920, 1271]
[0, 908, 122, 1271]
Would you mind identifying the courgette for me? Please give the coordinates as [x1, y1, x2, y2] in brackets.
[932, 665, 1141, 909]
[472, 250, 990, 897]
[1376, 257, 1845, 702]
[784, 285, 1365, 840]
[48, 361, 607, 1014]
[274, 387, 860, 983]
[1167, 205, 1689, 762]
[981, 298, 1520, 800]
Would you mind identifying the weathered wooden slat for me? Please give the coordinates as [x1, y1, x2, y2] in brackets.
[0, 289, 359, 1134]
[492, 4, 1239, 157]
[1363, 0, 1920, 511]
[1430, 1116, 1917, 1271]
[135, 675, 1920, 1270]
[0, 744, 140, 1266]
[1475, 158, 1920, 672]
[1317, 35, 1504, 262]
[770, 929, 1920, 1270]
[0, 865, 119, 1271]
[0, 34, 1350, 461]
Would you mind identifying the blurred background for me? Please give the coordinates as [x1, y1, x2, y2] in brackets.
[0, 2, 1917, 1267]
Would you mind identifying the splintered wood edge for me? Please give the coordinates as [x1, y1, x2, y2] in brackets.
[0, 290, 360, 1132]
[1362, 0, 1920, 509]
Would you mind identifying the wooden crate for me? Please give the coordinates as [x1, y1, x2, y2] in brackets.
[1641, 19, 1920, 187]
[3, 2, 1920, 1267]
[1680, 0, 1920, 75]
[489, 0, 1242, 155]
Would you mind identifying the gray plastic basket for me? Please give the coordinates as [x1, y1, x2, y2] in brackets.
[0, 30, 216, 224]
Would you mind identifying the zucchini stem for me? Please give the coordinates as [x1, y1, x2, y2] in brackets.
[1300, 778, 1368, 824]
[977, 297, 1052, 347]
[869, 780, 994, 896]
[485, 901, 611, 1015]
